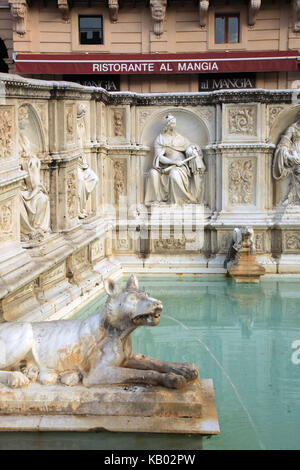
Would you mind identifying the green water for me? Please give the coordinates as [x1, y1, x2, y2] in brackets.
[72, 275, 300, 450]
[1, 276, 299, 450]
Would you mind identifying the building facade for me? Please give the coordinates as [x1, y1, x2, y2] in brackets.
[0, 0, 300, 92]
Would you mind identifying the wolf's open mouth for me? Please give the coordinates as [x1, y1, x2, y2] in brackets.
[133, 305, 162, 324]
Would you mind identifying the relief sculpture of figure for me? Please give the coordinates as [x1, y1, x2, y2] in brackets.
[77, 103, 98, 219]
[273, 119, 300, 205]
[0, 275, 198, 389]
[145, 114, 206, 206]
[19, 110, 50, 241]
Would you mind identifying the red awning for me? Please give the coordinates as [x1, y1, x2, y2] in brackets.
[15, 51, 299, 75]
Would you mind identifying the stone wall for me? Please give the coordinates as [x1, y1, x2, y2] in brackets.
[0, 72, 300, 322]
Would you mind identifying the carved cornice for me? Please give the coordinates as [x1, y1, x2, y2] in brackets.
[199, 0, 209, 27]
[248, 0, 261, 26]
[293, 0, 300, 32]
[57, 0, 70, 22]
[8, 0, 28, 36]
[108, 0, 119, 22]
[150, 0, 167, 37]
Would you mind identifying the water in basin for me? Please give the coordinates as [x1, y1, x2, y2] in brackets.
[1, 275, 299, 450]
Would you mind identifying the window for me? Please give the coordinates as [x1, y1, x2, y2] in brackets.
[215, 14, 239, 44]
[79, 16, 103, 45]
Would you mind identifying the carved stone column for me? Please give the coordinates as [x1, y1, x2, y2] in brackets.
[248, 0, 261, 26]
[9, 0, 28, 36]
[199, 0, 209, 27]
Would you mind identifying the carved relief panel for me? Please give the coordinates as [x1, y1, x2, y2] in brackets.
[39, 262, 66, 289]
[113, 159, 127, 204]
[65, 104, 75, 145]
[0, 198, 14, 243]
[0, 107, 14, 160]
[67, 169, 78, 219]
[283, 231, 300, 252]
[254, 231, 267, 254]
[223, 104, 259, 142]
[226, 157, 256, 206]
[109, 107, 128, 143]
[89, 238, 105, 263]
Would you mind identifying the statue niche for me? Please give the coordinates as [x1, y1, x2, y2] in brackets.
[18, 105, 50, 242]
[76, 103, 98, 219]
[144, 114, 206, 206]
[273, 119, 300, 206]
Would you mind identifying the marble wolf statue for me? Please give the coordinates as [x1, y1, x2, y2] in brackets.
[0, 275, 198, 389]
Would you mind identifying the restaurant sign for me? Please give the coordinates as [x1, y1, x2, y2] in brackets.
[199, 73, 256, 91]
[15, 51, 299, 75]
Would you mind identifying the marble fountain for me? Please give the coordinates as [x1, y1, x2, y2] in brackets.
[0, 73, 300, 447]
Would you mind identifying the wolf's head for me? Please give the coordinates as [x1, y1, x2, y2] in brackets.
[103, 275, 162, 331]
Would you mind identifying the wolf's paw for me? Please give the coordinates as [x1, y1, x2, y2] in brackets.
[59, 371, 81, 387]
[38, 370, 58, 385]
[171, 363, 199, 382]
[22, 366, 39, 383]
[7, 371, 30, 388]
[163, 372, 187, 389]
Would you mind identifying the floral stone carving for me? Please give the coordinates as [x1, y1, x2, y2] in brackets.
[228, 106, 255, 135]
[0, 108, 13, 160]
[228, 158, 255, 205]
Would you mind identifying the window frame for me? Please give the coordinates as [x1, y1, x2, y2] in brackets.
[215, 13, 240, 44]
[78, 15, 104, 46]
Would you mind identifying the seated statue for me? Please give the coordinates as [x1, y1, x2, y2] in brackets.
[0, 275, 198, 389]
[145, 114, 206, 206]
[19, 130, 50, 241]
[273, 119, 300, 205]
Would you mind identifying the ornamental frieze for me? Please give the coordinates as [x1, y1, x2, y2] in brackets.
[228, 158, 255, 205]
[0, 107, 13, 160]
[228, 106, 256, 136]
[283, 232, 300, 252]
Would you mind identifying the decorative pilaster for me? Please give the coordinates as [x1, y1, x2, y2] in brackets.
[199, 0, 209, 27]
[293, 0, 300, 32]
[248, 0, 261, 26]
[108, 0, 119, 23]
[9, 0, 28, 36]
[57, 0, 70, 22]
[150, 0, 167, 37]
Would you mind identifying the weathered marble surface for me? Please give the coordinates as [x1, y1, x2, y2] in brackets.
[0, 379, 219, 434]
[0, 73, 300, 322]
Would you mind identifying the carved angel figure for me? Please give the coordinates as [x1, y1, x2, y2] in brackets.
[273, 119, 300, 205]
[19, 113, 50, 241]
[145, 114, 206, 205]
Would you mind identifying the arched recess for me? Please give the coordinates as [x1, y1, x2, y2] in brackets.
[269, 106, 300, 146]
[141, 108, 211, 174]
[18, 103, 46, 156]
[18, 103, 49, 192]
[140, 107, 211, 207]
[269, 106, 300, 207]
